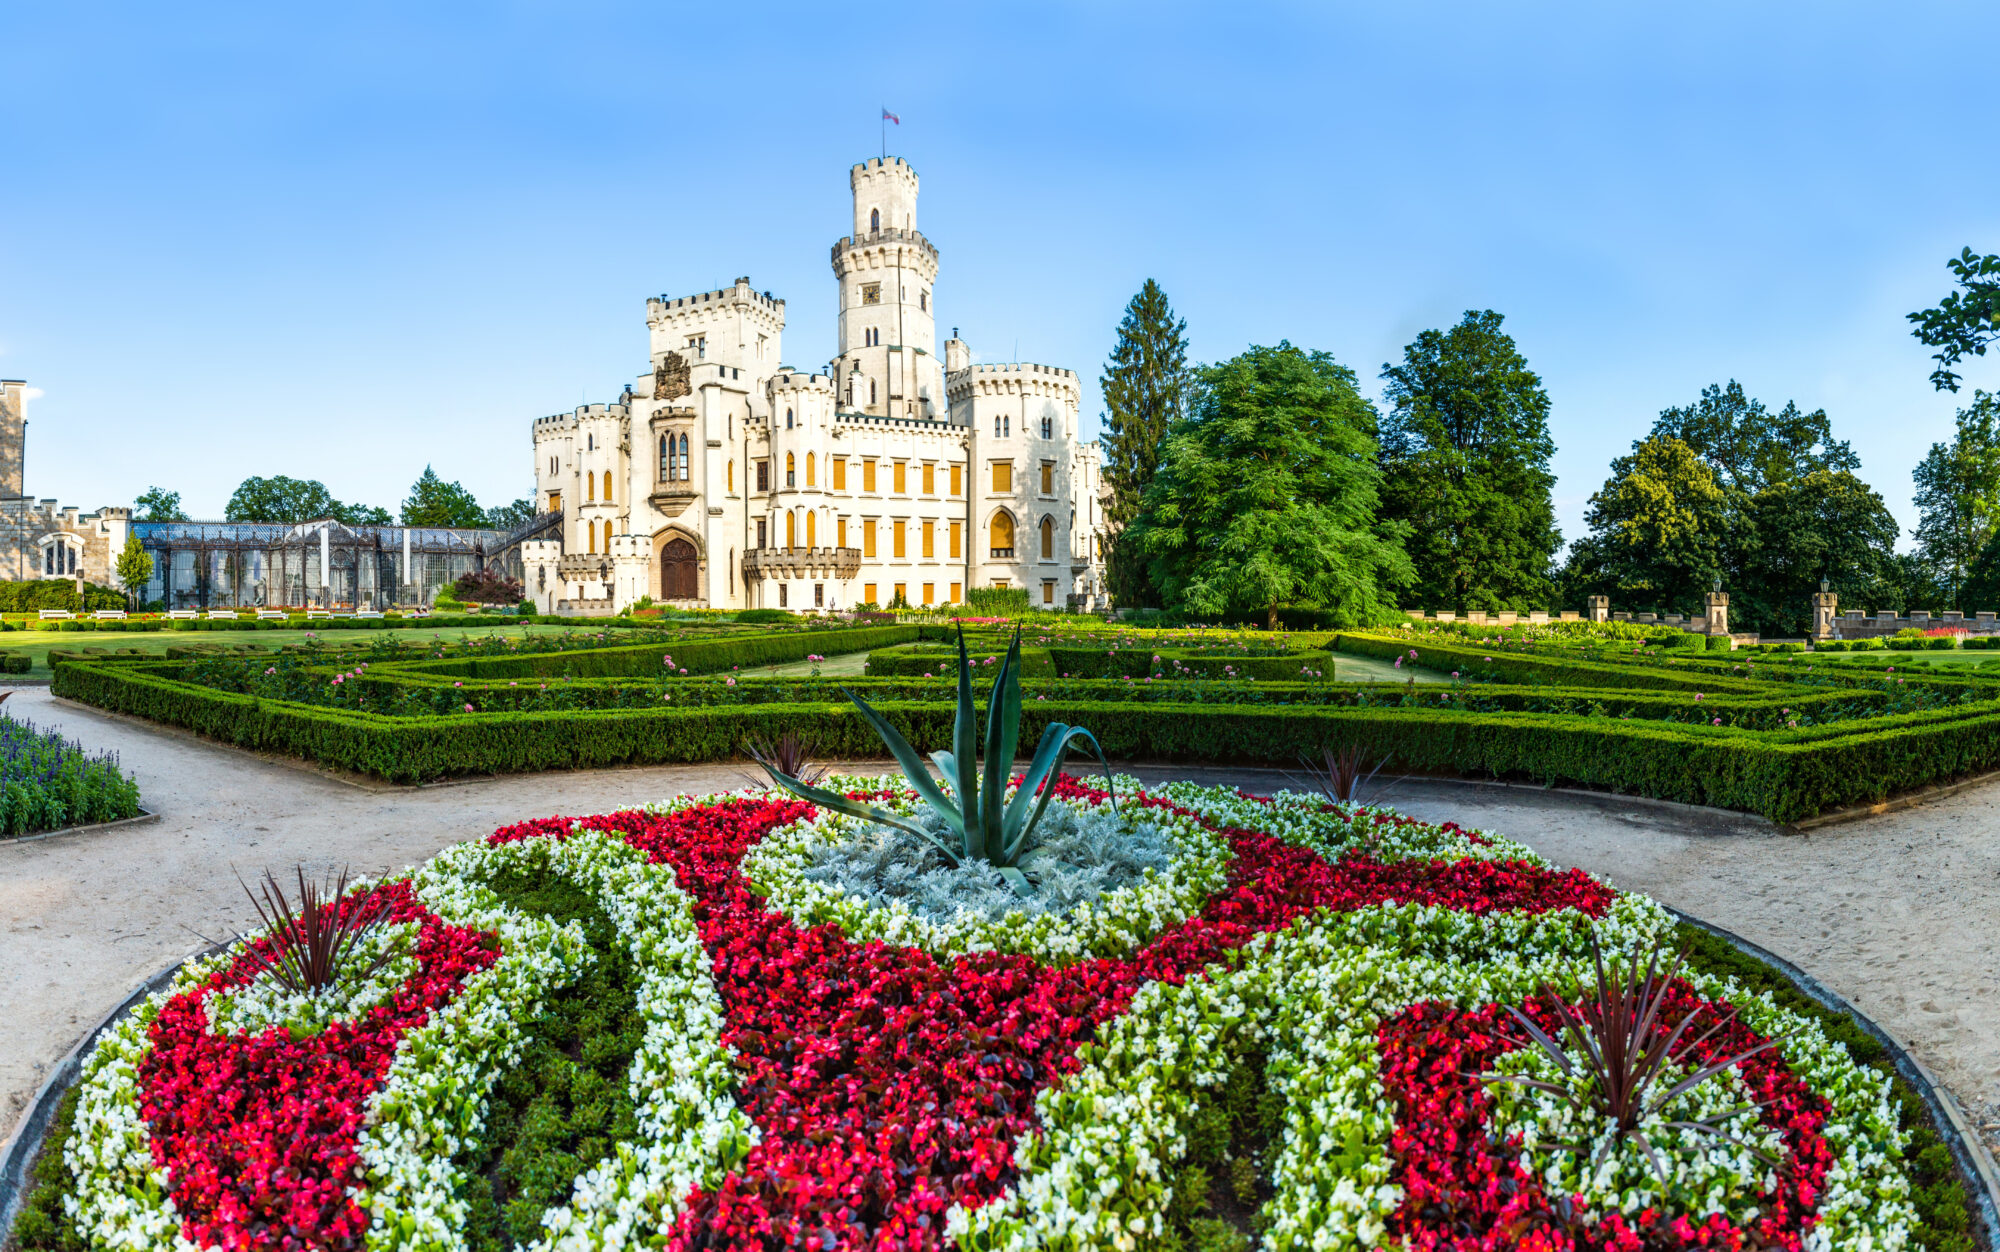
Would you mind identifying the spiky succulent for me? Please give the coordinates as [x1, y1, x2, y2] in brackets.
[756, 625, 1115, 896]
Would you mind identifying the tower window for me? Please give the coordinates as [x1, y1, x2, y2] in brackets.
[786, 452, 796, 488]
[659, 435, 670, 481]
[786, 408, 794, 428]
[920, 290, 928, 311]
[870, 379, 877, 405]
[1041, 416, 1052, 438]
[870, 207, 880, 233]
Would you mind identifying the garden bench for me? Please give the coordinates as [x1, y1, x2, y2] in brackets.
[91, 609, 127, 620]
[166, 609, 199, 620]
[204, 610, 239, 620]
[254, 609, 287, 620]
[355, 610, 384, 619]
[38, 609, 74, 621]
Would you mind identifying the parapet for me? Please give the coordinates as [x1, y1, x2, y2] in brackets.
[647, 277, 786, 331]
[945, 361, 1080, 403]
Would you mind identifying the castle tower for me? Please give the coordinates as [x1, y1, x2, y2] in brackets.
[832, 157, 943, 421]
[0, 380, 24, 498]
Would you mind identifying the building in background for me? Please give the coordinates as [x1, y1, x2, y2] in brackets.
[0, 379, 130, 589]
[527, 157, 1110, 615]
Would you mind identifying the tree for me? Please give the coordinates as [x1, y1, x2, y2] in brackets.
[1736, 470, 1901, 636]
[114, 532, 154, 608]
[1569, 436, 1726, 613]
[133, 487, 188, 522]
[1650, 381, 1857, 497]
[401, 466, 487, 528]
[484, 498, 537, 530]
[1911, 391, 2000, 606]
[1908, 247, 2000, 392]
[1098, 280, 1191, 607]
[226, 475, 342, 524]
[1125, 343, 1413, 628]
[1378, 310, 1559, 611]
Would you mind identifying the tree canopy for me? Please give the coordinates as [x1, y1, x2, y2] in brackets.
[400, 467, 487, 528]
[483, 498, 538, 531]
[1124, 343, 1412, 628]
[1908, 247, 2000, 392]
[1099, 280, 1191, 608]
[1911, 390, 2000, 606]
[1378, 310, 1559, 611]
[1650, 381, 1856, 497]
[133, 487, 188, 522]
[1568, 435, 1727, 612]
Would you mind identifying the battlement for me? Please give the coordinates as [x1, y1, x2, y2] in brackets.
[850, 156, 920, 240]
[768, 371, 834, 394]
[646, 277, 785, 334]
[946, 361, 1080, 403]
[831, 229, 939, 275]
[850, 155, 918, 186]
[833, 410, 963, 434]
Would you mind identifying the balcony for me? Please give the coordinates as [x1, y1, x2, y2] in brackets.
[648, 480, 699, 518]
[742, 546, 863, 581]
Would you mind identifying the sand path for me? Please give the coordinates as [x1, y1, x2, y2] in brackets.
[2, 687, 1997, 1153]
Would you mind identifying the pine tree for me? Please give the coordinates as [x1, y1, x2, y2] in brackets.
[400, 466, 487, 528]
[1098, 280, 1189, 607]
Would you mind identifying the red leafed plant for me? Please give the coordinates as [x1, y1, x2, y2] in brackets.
[235, 866, 402, 994]
[1483, 936, 1792, 1181]
[1292, 742, 1390, 804]
[741, 731, 828, 788]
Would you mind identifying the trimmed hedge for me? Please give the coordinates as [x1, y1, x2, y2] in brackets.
[400, 624, 918, 681]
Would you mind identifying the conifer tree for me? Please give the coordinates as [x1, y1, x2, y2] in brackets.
[1098, 280, 1189, 607]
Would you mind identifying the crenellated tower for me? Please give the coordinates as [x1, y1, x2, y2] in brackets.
[831, 157, 943, 422]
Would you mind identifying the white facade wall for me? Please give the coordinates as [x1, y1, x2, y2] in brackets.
[528, 157, 1108, 613]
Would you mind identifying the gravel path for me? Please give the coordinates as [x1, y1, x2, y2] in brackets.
[4, 688, 1997, 1155]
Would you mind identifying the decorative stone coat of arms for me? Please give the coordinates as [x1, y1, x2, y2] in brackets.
[653, 351, 691, 401]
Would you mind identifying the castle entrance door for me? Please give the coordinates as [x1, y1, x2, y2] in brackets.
[661, 538, 698, 600]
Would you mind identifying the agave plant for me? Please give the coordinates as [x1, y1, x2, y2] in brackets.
[1290, 742, 1388, 804]
[756, 625, 1114, 896]
[1480, 936, 1792, 1183]
[741, 731, 827, 788]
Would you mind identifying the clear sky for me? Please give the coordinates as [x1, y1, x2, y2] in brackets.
[5, 1, 1998, 549]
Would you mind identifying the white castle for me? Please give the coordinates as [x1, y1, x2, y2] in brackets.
[525, 156, 1110, 615]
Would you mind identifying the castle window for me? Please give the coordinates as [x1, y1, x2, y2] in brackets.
[837, 517, 847, 547]
[922, 522, 934, 559]
[893, 461, 906, 494]
[586, 474, 594, 503]
[778, 583, 787, 607]
[1040, 516, 1054, 560]
[950, 464, 962, 495]
[806, 453, 816, 487]
[921, 463, 934, 494]
[1004, 415, 1011, 437]
[757, 518, 767, 548]
[786, 453, 796, 488]
[786, 511, 796, 547]
[920, 290, 928, 311]
[989, 513, 1015, 558]
[870, 208, 880, 233]
[893, 521, 906, 559]
[993, 415, 1000, 437]
[870, 379, 877, 405]
[862, 459, 876, 492]
[728, 460, 735, 492]
[786, 408, 794, 429]
[756, 460, 769, 492]
[658, 435, 670, 481]
[949, 521, 961, 558]
[602, 470, 613, 502]
[992, 463, 1012, 493]
[687, 335, 707, 359]
[1040, 463, 1054, 494]
[863, 520, 877, 558]
[806, 511, 816, 546]
[832, 457, 846, 490]
[678, 433, 690, 481]
[1041, 416, 1052, 438]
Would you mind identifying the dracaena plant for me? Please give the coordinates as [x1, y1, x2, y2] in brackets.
[236, 866, 402, 995]
[756, 625, 1114, 896]
[1482, 936, 1791, 1184]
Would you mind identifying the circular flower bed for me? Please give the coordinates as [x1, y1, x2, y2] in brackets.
[32, 776, 1922, 1252]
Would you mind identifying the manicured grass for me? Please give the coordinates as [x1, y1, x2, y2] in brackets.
[0, 623, 586, 678]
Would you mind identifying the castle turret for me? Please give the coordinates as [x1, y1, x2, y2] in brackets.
[832, 157, 943, 422]
[0, 380, 26, 498]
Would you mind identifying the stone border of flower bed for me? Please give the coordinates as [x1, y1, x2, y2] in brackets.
[0, 942, 220, 1246]
[1669, 905, 2000, 1251]
[0, 807, 159, 847]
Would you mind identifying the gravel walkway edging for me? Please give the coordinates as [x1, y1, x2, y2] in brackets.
[0, 943, 219, 1247]
[1671, 906, 2000, 1250]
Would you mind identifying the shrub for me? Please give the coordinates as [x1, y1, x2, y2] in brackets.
[1651, 632, 1704, 650]
[1704, 634, 1732, 651]
[734, 609, 794, 624]
[452, 569, 524, 605]
[966, 586, 1032, 615]
[0, 652, 29, 673]
[1927, 635, 1958, 650]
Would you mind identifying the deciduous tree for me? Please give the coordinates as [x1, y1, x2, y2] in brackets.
[1911, 391, 2000, 606]
[1125, 343, 1412, 628]
[1098, 280, 1190, 607]
[1378, 310, 1558, 611]
[1567, 436, 1725, 613]
[133, 486, 188, 522]
[225, 475, 343, 524]
[114, 532, 153, 608]
[1908, 246, 2000, 392]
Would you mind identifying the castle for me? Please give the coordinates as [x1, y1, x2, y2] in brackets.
[525, 156, 1110, 614]
[0, 380, 131, 589]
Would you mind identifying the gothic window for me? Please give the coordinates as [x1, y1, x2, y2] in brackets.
[1004, 415, 1011, 437]
[806, 453, 816, 486]
[587, 433, 594, 451]
[993, 415, 1001, 437]
[659, 435, 670, 481]
[586, 474, 594, 503]
[870, 379, 877, 405]
[678, 434, 690, 480]
[1040, 516, 1054, 560]
[1041, 416, 1052, 438]
[786, 453, 796, 488]
[786, 408, 794, 429]
[602, 470, 613, 501]
[786, 511, 797, 547]
[920, 290, 928, 311]
[806, 511, 816, 546]
[989, 512, 1015, 558]
[870, 208, 880, 233]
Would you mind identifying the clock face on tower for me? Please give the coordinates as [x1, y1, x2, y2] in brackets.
[861, 283, 881, 305]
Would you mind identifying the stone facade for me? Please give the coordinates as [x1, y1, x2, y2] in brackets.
[527, 157, 1111, 615]
[0, 380, 128, 588]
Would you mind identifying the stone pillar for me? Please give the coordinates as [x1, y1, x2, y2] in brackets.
[319, 526, 331, 608]
[1811, 587, 1838, 640]
[1586, 594, 1609, 623]
[1705, 590, 1729, 636]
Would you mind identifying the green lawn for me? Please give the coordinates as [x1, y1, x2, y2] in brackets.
[0, 623, 594, 678]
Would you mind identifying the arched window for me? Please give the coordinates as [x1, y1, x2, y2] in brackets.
[586, 473, 594, 503]
[870, 379, 877, 405]
[990, 513, 1015, 557]
[806, 510, 816, 547]
[659, 435, 670, 481]
[786, 511, 797, 548]
[870, 207, 880, 233]
[728, 460, 735, 492]
[993, 415, 1000, 437]
[587, 520, 597, 554]
[806, 453, 816, 486]
[1003, 415, 1011, 437]
[602, 470, 613, 501]
[786, 408, 794, 429]
[1040, 516, 1054, 559]
[786, 453, 796, 488]
[677, 433, 690, 481]
[1041, 416, 1052, 438]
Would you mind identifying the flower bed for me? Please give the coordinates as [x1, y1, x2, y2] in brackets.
[10, 774, 1962, 1252]
[0, 712, 143, 837]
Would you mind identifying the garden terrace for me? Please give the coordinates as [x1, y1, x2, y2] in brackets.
[36, 620, 2000, 819]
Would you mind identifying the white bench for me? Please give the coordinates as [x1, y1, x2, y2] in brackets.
[166, 609, 199, 620]
[204, 610, 238, 621]
[92, 609, 127, 620]
[38, 609, 74, 621]
[356, 610, 384, 619]
[255, 609, 288, 620]
[305, 609, 332, 619]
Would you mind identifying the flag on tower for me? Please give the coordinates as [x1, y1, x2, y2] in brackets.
[881, 107, 900, 125]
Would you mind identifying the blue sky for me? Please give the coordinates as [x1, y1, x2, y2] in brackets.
[5, 1, 1997, 551]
